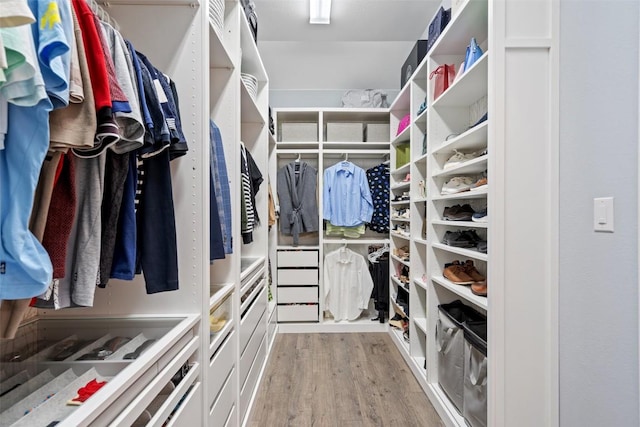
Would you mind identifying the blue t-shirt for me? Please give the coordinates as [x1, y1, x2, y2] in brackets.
[28, 0, 72, 108]
[0, 16, 53, 299]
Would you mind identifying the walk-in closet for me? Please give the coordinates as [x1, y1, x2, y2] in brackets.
[1, 0, 639, 426]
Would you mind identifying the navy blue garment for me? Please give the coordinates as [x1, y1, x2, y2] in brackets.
[137, 52, 186, 159]
[110, 153, 137, 281]
[136, 55, 170, 157]
[366, 163, 390, 233]
[135, 149, 179, 293]
[166, 76, 188, 160]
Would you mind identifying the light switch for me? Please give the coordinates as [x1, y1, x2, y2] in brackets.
[593, 197, 614, 232]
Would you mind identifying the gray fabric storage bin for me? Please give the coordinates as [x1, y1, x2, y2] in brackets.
[326, 122, 363, 142]
[437, 300, 485, 414]
[364, 123, 390, 142]
[463, 320, 488, 427]
[280, 123, 318, 142]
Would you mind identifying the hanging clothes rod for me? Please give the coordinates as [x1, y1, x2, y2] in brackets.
[88, 0, 120, 31]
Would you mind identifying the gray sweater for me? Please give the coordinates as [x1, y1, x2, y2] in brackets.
[276, 161, 319, 246]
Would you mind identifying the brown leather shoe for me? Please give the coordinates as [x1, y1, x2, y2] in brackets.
[443, 261, 474, 285]
[464, 260, 485, 282]
[471, 280, 487, 297]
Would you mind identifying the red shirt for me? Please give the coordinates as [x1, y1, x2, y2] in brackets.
[71, 0, 111, 111]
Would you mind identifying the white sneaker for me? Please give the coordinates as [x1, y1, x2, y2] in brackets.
[441, 176, 475, 195]
[443, 149, 480, 170]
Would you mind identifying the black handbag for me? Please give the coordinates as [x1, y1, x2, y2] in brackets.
[427, 7, 451, 52]
[241, 0, 258, 42]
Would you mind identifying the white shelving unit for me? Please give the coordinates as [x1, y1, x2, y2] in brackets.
[384, 1, 559, 427]
[1, 2, 274, 426]
[273, 108, 391, 332]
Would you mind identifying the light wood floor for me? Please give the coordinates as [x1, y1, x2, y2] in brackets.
[247, 333, 445, 427]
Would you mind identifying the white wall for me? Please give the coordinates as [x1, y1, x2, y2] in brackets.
[559, 1, 639, 425]
[262, 41, 413, 107]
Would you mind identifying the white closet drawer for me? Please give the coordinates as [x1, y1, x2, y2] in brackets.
[268, 308, 277, 345]
[277, 250, 318, 267]
[148, 364, 200, 427]
[208, 331, 235, 407]
[107, 336, 200, 427]
[208, 369, 235, 427]
[277, 269, 318, 285]
[240, 310, 267, 389]
[240, 287, 267, 355]
[278, 304, 319, 322]
[277, 286, 318, 303]
[165, 382, 202, 427]
[240, 335, 267, 423]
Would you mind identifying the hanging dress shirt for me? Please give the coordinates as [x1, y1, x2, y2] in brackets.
[323, 248, 374, 321]
[322, 161, 373, 227]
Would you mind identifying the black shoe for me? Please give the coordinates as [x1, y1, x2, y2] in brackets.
[443, 204, 475, 221]
[442, 231, 475, 248]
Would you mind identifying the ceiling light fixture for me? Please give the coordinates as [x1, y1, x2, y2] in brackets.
[309, 0, 331, 24]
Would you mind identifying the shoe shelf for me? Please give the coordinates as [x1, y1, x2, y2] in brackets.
[391, 275, 410, 293]
[414, 317, 428, 335]
[432, 242, 488, 262]
[431, 121, 488, 156]
[413, 152, 428, 164]
[391, 181, 411, 191]
[391, 253, 410, 267]
[414, 237, 428, 246]
[391, 125, 411, 146]
[431, 219, 488, 229]
[323, 238, 389, 245]
[390, 217, 411, 222]
[431, 188, 488, 201]
[390, 326, 410, 354]
[431, 275, 488, 311]
[432, 154, 488, 178]
[432, 53, 489, 109]
[391, 200, 411, 206]
[391, 232, 410, 241]
[413, 276, 428, 291]
[413, 196, 428, 203]
[391, 162, 411, 175]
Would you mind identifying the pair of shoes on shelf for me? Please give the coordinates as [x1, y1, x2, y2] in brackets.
[392, 192, 410, 202]
[442, 230, 487, 253]
[443, 149, 485, 170]
[393, 246, 410, 261]
[443, 260, 485, 285]
[392, 224, 410, 237]
[441, 173, 488, 195]
[472, 207, 488, 223]
[471, 280, 487, 297]
[443, 204, 475, 221]
[392, 208, 410, 219]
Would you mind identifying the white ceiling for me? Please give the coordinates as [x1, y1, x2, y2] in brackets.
[254, 0, 441, 101]
[255, 0, 440, 42]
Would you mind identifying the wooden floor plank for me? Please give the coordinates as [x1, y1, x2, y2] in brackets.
[248, 333, 444, 427]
